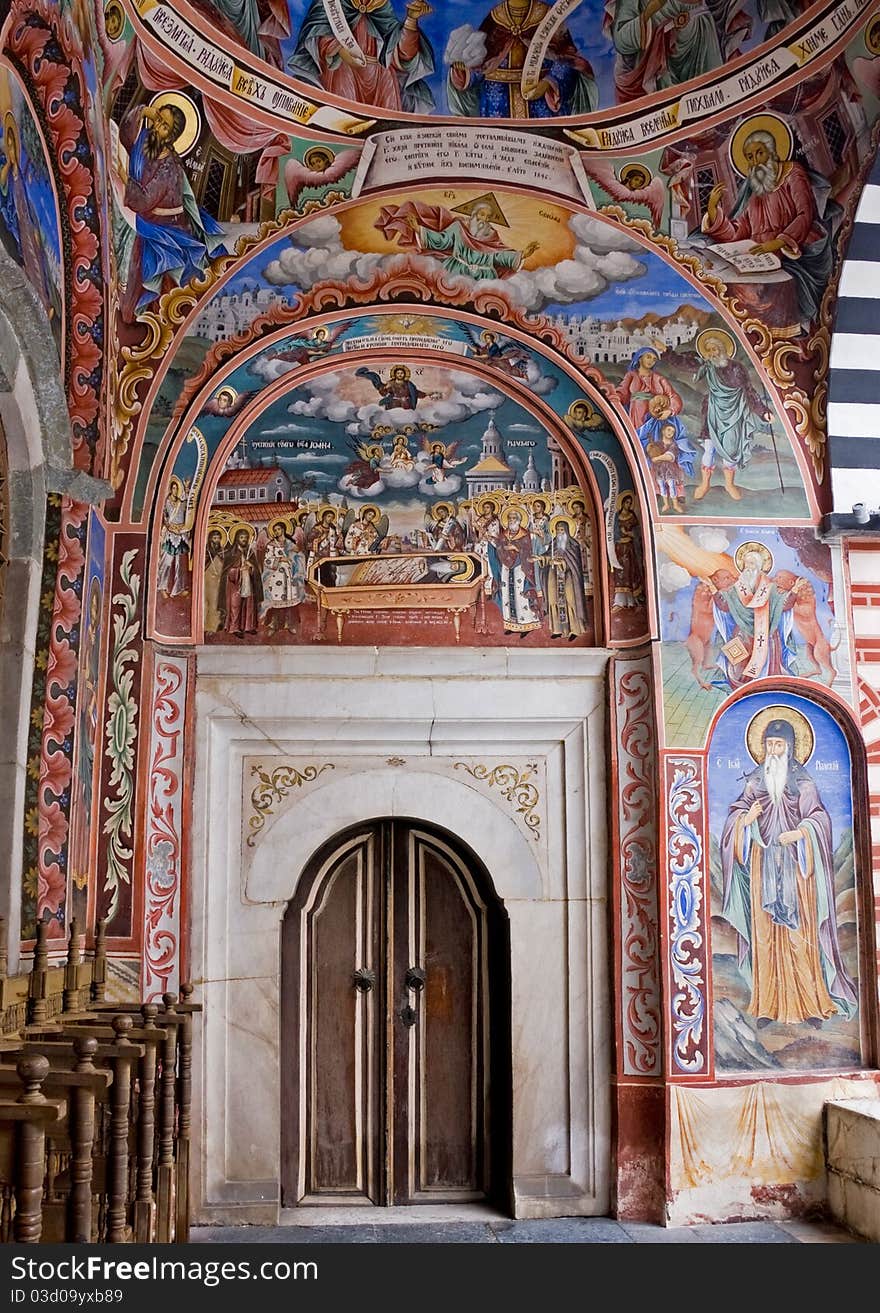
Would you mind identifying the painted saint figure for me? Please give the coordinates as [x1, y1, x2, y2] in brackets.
[534, 516, 590, 640]
[719, 709, 857, 1027]
[691, 330, 772, 502]
[446, 0, 597, 118]
[702, 118, 838, 331]
[705, 543, 797, 686]
[117, 100, 227, 322]
[260, 518, 306, 633]
[288, 0, 436, 113]
[157, 477, 192, 599]
[355, 364, 435, 409]
[611, 492, 645, 611]
[640, 416, 698, 513]
[203, 527, 227, 633]
[221, 526, 263, 637]
[495, 505, 542, 636]
[608, 0, 723, 103]
[377, 195, 538, 281]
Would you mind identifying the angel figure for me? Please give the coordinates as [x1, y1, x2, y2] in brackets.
[157, 475, 193, 599]
[343, 504, 389, 555]
[421, 437, 466, 483]
[201, 386, 258, 418]
[343, 437, 387, 491]
[462, 326, 529, 379]
[268, 322, 347, 367]
[304, 505, 343, 567]
[581, 159, 667, 230]
[281, 146, 361, 211]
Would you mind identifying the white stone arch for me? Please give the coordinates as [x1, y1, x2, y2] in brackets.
[245, 768, 544, 906]
[191, 648, 610, 1225]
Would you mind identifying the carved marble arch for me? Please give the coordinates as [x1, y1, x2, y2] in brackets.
[701, 679, 879, 1074]
[144, 322, 658, 649]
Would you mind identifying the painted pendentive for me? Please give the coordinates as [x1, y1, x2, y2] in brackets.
[1, 0, 878, 1227]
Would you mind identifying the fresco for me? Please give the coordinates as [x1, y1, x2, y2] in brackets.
[152, 357, 613, 645]
[67, 510, 106, 930]
[0, 68, 63, 350]
[708, 691, 861, 1073]
[656, 526, 851, 747]
[186, 0, 811, 117]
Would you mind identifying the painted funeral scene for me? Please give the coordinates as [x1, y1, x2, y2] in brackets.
[193, 369, 599, 646]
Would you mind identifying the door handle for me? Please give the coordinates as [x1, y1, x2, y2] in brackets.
[405, 966, 426, 992]
[352, 968, 375, 993]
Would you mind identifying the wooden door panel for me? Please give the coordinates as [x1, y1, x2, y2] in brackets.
[284, 820, 500, 1208]
[302, 833, 381, 1202]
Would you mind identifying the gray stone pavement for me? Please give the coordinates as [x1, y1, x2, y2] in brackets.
[192, 1216, 865, 1244]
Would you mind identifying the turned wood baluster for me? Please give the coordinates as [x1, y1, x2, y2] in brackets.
[133, 1005, 158, 1242]
[155, 995, 178, 1243]
[175, 984, 194, 1242]
[63, 920, 82, 1014]
[28, 917, 50, 1024]
[13, 1054, 50, 1243]
[68, 1036, 97, 1244]
[90, 919, 107, 1004]
[106, 1015, 133, 1243]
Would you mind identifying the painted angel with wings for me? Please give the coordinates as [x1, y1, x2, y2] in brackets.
[342, 504, 389, 556]
[420, 436, 466, 484]
[201, 386, 258, 418]
[282, 146, 361, 211]
[268, 321, 348, 368]
[461, 325, 529, 379]
[342, 437, 387, 492]
[581, 159, 667, 231]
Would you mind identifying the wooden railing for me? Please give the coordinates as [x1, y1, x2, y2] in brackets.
[0, 916, 199, 1243]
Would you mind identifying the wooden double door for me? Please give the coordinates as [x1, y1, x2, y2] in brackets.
[281, 820, 509, 1207]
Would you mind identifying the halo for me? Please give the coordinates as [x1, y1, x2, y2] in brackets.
[550, 515, 576, 535]
[3, 112, 18, 162]
[499, 502, 528, 529]
[304, 145, 335, 171]
[696, 328, 737, 361]
[567, 400, 598, 427]
[229, 520, 256, 547]
[746, 704, 814, 766]
[452, 192, 509, 227]
[867, 15, 880, 55]
[215, 385, 237, 408]
[104, 0, 125, 39]
[317, 504, 339, 524]
[475, 496, 499, 517]
[530, 496, 550, 513]
[432, 502, 453, 520]
[734, 540, 774, 574]
[312, 325, 329, 340]
[169, 475, 185, 498]
[148, 92, 201, 156]
[729, 114, 793, 176]
[206, 521, 229, 546]
[267, 515, 291, 538]
[390, 364, 411, 380]
[615, 491, 635, 512]
[358, 502, 380, 520]
[480, 330, 496, 342]
[620, 162, 652, 187]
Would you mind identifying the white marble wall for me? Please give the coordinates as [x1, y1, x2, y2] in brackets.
[190, 647, 611, 1223]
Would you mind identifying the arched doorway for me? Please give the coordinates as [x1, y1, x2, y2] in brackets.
[280, 819, 511, 1209]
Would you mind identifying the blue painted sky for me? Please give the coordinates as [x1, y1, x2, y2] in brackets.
[707, 690, 854, 843]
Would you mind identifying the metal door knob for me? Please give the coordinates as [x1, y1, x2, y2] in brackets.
[352, 968, 375, 993]
[405, 966, 426, 992]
